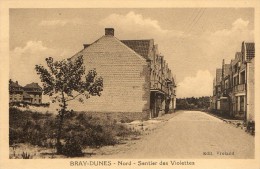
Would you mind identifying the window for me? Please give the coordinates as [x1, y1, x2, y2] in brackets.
[225, 80, 229, 89]
[240, 71, 245, 84]
[233, 75, 239, 86]
[240, 96, 245, 112]
[234, 63, 240, 73]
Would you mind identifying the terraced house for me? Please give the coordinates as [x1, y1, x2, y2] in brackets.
[211, 68, 222, 111]
[70, 28, 176, 121]
[211, 41, 255, 123]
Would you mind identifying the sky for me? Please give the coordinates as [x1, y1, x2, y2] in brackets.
[9, 8, 254, 98]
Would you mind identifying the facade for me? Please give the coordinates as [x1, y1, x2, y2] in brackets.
[24, 83, 43, 104]
[9, 80, 43, 104]
[211, 68, 222, 110]
[219, 61, 231, 114]
[9, 80, 24, 103]
[211, 41, 255, 122]
[70, 28, 176, 120]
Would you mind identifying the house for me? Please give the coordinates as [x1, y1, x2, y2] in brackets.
[211, 41, 255, 123]
[121, 39, 176, 117]
[9, 80, 24, 103]
[231, 42, 255, 121]
[211, 68, 222, 111]
[69, 28, 176, 121]
[24, 83, 43, 104]
[219, 60, 231, 115]
[9, 80, 43, 104]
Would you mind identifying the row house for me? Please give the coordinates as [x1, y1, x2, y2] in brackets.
[9, 80, 43, 104]
[211, 68, 222, 110]
[69, 28, 176, 121]
[219, 61, 231, 114]
[149, 48, 176, 118]
[211, 41, 255, 122]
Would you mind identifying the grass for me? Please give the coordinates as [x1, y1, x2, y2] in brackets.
[9, 107, 140, 158]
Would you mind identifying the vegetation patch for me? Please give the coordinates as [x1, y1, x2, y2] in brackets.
[9, 107, 140, 157]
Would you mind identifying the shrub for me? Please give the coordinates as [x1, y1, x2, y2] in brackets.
[62, 137, 83, 157]
[21, 152, 32, 159]
[9, 127, 25, 145]
[63, 113, 118, 147]
[9, 107, 56, 147]
[9, 107, 140, 150]
[9, 102, 50, 108]
[246, 121, 255, 135]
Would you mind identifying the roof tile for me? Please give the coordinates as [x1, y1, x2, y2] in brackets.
[121, 40, 153, 60]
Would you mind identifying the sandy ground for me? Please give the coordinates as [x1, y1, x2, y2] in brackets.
[9, 111, 180, 159]
[9, 110, 254, 159]
[94, 110, 254, 159]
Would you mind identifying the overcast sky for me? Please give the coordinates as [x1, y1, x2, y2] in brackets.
[9, 8, 254, 98]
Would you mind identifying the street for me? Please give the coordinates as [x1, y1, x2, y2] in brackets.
[102, 110, 254, 159]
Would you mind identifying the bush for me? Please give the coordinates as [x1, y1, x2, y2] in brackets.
[9, 102, 50, 108]
[63, 113, 118, 147]
[21, 152, 32, 159]
[9, 107, 56, 147]
[246, 121, 255, 135]
[62, 137, 83, 157]
[9, 107, 140, 150]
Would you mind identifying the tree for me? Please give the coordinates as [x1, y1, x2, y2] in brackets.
[35, 55, 103, 154]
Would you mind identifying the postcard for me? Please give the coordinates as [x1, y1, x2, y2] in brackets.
[0, 0, 260, 169]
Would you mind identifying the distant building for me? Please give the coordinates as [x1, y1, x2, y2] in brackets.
[24, 83, 43, 104]
[211, 41, 255, 123]
[211, 68, 222, 110]
[219, 60, 231, 114]
[70, 28, 176, 120]
[9, 80, 24, 103]
[9, 80, 43, 104]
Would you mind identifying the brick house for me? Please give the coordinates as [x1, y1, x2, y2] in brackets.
[211, 41, 255, 122]
[9, 80, 43, 104]
[70, 28, 176, 121]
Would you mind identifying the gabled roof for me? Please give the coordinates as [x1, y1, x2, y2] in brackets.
[216, 68, 222, 84]
[245, 42, 255, 61]
[71, 35, 147, 62]
[77, 29, 155, 61]
[9, 80, 23, 92]
[245, 42, 255, 51]
[10, 80, 23, 88]
[223, 64, 230, 77]
[233, 52, 242, 65]
[24, 83, 42, 90]
[121, 40, 153, 60]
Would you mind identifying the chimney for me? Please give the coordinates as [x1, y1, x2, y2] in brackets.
[16, 81, 18, 84]
[105, 28, 114, 36]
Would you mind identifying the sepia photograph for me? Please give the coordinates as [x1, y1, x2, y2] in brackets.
[0, 1, 260, 169]
[8, 8, 255, 159]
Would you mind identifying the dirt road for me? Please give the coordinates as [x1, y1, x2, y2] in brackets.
[101, 110, 254, 159]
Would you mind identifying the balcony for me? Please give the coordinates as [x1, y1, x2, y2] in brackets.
[150, 80, 169, 95]
[223, 88, 232, 96]
[233, 84, 246, 93]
